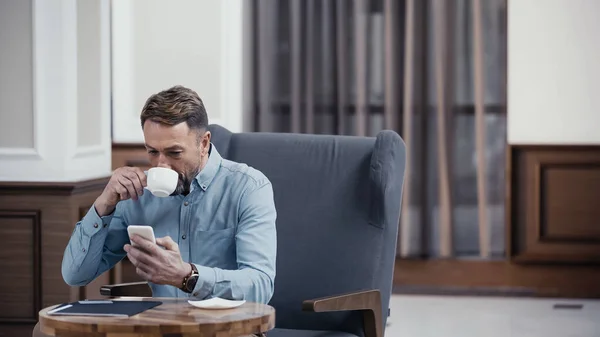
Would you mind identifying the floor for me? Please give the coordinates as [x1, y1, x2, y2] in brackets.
[386, 294, 600, 337]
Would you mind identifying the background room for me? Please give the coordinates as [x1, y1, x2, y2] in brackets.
[1, 0, 600, 336]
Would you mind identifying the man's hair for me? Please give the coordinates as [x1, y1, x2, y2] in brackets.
[140, 85, 208, 131]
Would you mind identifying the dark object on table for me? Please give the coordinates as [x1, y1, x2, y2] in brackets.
[47, 300, 162, 317]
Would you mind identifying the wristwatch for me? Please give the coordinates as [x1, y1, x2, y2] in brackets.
[181, 263, 199, 293]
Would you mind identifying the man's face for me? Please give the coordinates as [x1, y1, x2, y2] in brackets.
[142, 120, 210, 195]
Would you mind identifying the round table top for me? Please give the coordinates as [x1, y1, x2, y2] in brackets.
[39, 297, 275, 337]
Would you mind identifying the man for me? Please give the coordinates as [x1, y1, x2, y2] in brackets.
[61, 85, 277, 305]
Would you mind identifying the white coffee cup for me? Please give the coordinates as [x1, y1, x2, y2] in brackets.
[146, 167, 178, 197]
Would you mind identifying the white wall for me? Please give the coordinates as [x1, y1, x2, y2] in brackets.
[508, 0, 600, 144]
[0, 0, 112, 182]
[0, 0, 34, 150]
[112, 0, 246, 144]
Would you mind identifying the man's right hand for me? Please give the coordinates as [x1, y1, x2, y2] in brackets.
[94, 167, 147, 216]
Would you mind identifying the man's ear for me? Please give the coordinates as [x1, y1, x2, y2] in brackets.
[200, 130, 211, 155]
[203, 130, 211, 145]
[195, 129, 210, 146]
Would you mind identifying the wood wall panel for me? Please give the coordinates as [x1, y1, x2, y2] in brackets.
[542, 165, 600, 241]
[0, 211, 40, 323]
[112, 143, 151, 171]
[0, 325, 33, 337]
[394, 258, 600, 298]
[508, 145, 600, 264]
[396, 145, 600, 299]
[0, 178, 108, 336]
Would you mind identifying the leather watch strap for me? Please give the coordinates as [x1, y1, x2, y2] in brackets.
[181, 263, 198, 293]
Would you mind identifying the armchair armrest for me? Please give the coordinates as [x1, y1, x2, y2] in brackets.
[100, 281, 151, 297]
[302, 289, 382, 337]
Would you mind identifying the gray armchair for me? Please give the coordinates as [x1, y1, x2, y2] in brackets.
[100, 125, 406, 337]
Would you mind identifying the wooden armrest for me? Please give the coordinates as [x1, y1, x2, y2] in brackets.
[100, 281, 151, 297]
[302, 289, 382, 337]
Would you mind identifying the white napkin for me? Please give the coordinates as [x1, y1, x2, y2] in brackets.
[188, 297, 246, 310]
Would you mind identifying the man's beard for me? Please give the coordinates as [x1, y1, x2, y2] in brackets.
[171, 168, 199, 196]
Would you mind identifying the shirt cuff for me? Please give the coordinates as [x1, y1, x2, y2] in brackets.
[81, 205, 114, 237]
[191, 264, 216, 298]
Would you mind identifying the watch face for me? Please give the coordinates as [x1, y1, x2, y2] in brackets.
[186, 274, 199, 292]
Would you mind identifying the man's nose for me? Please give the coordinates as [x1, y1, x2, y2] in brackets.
[157, 155, 171, 169]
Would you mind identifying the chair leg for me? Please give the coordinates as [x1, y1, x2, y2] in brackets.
[32, 321, 51, 337]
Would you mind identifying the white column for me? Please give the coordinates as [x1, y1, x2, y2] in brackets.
[111, 0, 247, 144]
[0, 0, 112, 182]
[508, 0, 600, 144]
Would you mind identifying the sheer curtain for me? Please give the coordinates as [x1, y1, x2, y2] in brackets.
[250, 0, 507, 259]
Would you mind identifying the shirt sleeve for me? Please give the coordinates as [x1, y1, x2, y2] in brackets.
[191, 180, 277, 304]
[61, 203, 130, 286]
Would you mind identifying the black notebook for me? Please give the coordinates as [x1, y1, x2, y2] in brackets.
[47, 300, 162, 317]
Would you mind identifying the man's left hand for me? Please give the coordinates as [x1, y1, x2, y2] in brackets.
[124, 235, 192, 288]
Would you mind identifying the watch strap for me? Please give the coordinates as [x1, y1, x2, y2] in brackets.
[181, 263, 198, 293]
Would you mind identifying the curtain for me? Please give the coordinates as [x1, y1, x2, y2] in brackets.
[250, 0, 507, 259]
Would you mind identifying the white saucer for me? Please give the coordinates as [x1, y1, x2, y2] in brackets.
[188, 298, 246, 310]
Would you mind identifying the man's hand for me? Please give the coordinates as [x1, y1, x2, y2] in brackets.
[124, 235, 192, 288]
[94, 166, 147, 216]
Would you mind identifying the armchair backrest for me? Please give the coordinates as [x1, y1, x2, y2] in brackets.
[208, 125, 406, 336]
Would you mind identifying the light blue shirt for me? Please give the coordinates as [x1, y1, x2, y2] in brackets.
[61, 144, 277, 304]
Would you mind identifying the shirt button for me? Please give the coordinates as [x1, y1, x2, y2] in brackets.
[82, 248, 86, 252]
[201, 185, 207, 190]
[184, 201, 189, 206]
[182, 235, 187, 240]
[103, 223, 108, 228]
[193, 292, 199, 297]
[93, 223, 98, 228]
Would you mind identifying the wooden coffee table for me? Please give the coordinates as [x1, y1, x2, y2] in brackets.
[38, 297, 275, 337]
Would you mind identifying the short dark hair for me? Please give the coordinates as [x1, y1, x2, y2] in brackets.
[140, 85, 208, 131]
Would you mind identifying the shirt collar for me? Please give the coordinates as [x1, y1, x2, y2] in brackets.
[194, 143, 222, 191]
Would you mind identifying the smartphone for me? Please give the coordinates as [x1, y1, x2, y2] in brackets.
[127, 225, 156, 245]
